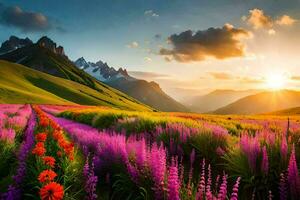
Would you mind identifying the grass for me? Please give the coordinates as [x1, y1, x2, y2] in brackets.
[0, 60, 152, 111]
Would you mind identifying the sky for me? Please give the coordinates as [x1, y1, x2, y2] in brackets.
[0, 0, 300, 101]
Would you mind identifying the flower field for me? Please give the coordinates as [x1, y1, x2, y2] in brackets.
[1, 104, 300, 199]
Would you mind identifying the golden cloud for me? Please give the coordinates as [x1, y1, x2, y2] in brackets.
[276, 15, 296, 26]
[247, 9, 273, 29]
[159, 24, 251, 63]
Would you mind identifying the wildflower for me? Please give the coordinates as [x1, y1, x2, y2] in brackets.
[261, 146, 269, 174]
[84, 160, 98, 200]
[287, 145, 300, 198]
[36, 133, 47, 142]
[38, 170, 57, 183]
[218, 173, 228, 200]
[268, 190, 273, 200]
[230, 177, 241, 200]
[42, 156, 56, 168]
[206, 164, 213, 199]
[0, 128, 16, 143]
[196, 159, 206, 199]
[281, 136, 288, 160]
[32, 143, 46, 156]
[167, 158, 180, 200]
[39, 182, 64, 200]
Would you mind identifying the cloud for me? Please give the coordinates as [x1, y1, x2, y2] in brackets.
[159, 24, 251, 62]
[247, 9, 273, 29]
[209, 72, 235, 80]
[127, 41, 139, 48]
[144, 10, 159, 18]
[0, 3, 63, 32]
[128, 71, 170, 79]
[276, 15, 296, 26]
[245, 8, 296, 30]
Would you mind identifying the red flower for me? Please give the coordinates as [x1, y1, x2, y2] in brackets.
[42, 156, 56, 168]
[36, 133, 47, 142]
[40, 182, 64, 200]
[38, 170, 57, 183]
[40, 117, 49, 127]
[32, 143, 46, 156]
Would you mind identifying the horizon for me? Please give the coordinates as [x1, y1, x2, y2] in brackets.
[1, 0, 300, 101]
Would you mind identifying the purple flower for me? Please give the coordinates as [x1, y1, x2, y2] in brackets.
[287, 145, 300, 198]
[149, 143, 166, 199]
[167, 158, 180, 200]
[3, 107, 35, 199]
[240, 134, 261, 172]
[84, 157, 98, 200]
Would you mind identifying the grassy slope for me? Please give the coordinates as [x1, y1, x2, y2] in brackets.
[0, 60, 152, 111]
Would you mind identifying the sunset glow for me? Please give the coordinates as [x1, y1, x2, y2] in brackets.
[265, 74, 287, 90]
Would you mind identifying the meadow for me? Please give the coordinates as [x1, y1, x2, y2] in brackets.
[1, 104, 300, 200]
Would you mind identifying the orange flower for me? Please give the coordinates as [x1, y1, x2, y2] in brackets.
[36, 133, 47, 142]
[40, 182, 64, 200]
[42, 156, 56, 168]
[38, 170, 57, 183]
[53, 130, 63, 141]
[40, 117, 49, 127]
[32, 143, 46, 156]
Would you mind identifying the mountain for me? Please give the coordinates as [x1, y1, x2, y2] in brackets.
[0, 36, 117, 91]
[74, 57, 134, 82]
[0, 60, 151, 111]
[0, 36, 33, 54]
[0, 36, 152, 111]
[74, 57, 188, 112]
[213, 90, 300, 114]
[184, 89, 259, 113]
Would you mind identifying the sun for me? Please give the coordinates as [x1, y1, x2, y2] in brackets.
[265, 74, 286, 90]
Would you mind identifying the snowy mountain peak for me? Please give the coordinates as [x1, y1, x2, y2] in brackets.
[74, 58, 135, 82]
[74, 57, 91, 69]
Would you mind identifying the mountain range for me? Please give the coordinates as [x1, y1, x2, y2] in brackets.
[0, 36, 186, 112]
[213, 90, 300, 114]
[74, 57, 188, 112]
[184, 89, 259, 113]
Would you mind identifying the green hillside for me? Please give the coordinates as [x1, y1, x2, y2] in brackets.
[0, 60, 152, 111]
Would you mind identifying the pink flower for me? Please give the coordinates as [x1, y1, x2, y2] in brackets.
[287, 145, 300, 198]
[230, 177, 241, 200]
[167, 159, 180, 200]
[261, 146, 269, 174]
